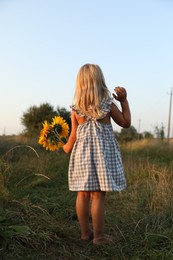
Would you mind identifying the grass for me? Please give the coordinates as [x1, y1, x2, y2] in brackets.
[0, 136, 173, 259]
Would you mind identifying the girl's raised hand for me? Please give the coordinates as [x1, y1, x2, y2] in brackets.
[112, 87, 127, 102]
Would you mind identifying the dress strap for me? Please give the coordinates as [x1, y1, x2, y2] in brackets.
[70, 96, 113, 120]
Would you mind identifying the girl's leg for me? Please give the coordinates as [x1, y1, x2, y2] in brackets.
[91, 191, 106, 240]
[76, 191, 92, 240]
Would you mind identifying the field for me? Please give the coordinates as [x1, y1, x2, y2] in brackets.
[0, 136, 173, 259]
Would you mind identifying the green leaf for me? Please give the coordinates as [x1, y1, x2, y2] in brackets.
[0, 216, 6, 223]
[9, 225, 31, 236]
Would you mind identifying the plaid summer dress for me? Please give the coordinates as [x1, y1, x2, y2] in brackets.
[68, 97, 126, 192]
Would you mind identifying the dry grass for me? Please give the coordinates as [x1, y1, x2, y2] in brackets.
[0, 136, 173, 259]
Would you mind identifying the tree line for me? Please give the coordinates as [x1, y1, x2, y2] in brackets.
[21, 103, 165, 141]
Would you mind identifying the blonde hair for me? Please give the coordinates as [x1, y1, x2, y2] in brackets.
[73, 64, 110, 118]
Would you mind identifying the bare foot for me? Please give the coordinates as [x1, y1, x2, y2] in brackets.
[93, 235, 113, 245]
[81, 232, 93, 242]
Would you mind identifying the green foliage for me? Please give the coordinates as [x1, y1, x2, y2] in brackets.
[118, 125, 139, 142]
[0, 160, 10, 212]
[56, 105, 71, 131]
[0, 144, 42, 250]
[143, 131, 154, 139]
[117, 125, 167, 143]
[21, 103, 71, 137]
[0, 214, 31, 248]
[21, 103, 56, 136]
[154, 124, 165, 139]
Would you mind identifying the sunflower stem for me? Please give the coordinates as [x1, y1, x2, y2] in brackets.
[54, 129, 66, 144]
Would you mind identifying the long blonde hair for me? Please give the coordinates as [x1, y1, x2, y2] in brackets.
[73, 64, 110, 118]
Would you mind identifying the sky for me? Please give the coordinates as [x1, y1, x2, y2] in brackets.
[0, 0, 173, 136]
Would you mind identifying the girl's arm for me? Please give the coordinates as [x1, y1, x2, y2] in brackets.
[63, 111, 78, 153]
[111, 87, 131, 128]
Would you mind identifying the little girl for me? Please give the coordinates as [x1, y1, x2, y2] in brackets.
[63, 64, 131, 245]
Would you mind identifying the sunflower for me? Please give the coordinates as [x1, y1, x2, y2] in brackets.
[51, 116, 69, 137]
[38, 121, 51, 147]
[38, 116, 69, 151]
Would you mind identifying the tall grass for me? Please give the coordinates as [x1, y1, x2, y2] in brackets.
[0, 136, 173, 259]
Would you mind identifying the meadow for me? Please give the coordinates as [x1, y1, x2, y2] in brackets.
[0, 136, 173, 259]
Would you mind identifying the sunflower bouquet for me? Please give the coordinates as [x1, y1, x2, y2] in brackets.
[38, 116, 69, 151]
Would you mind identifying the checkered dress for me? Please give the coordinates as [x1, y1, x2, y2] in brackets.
[68, 98, 126, 192]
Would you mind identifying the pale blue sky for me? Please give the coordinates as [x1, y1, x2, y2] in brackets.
[0, 0, 173, 136]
